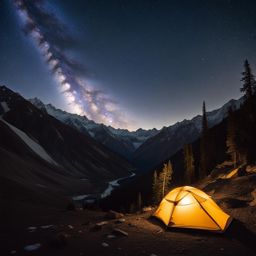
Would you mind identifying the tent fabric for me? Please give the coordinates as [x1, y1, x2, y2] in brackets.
[154, 186, 232, 232]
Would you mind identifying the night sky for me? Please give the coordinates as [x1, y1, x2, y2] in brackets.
[1, 0, 256, 130]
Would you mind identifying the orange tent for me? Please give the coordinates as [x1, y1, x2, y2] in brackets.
[154, 186, 232, 232]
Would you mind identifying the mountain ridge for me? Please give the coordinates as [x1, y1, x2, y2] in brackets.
[29, 95, 243, 169]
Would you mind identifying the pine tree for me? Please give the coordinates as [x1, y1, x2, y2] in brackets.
[226, 108, 238, 168]
[152, 170, 161, 204]
[183, 144, 195, 184]
[200, 101, 208, 178]
[240, 59, 255, 99]
[166, 160, 173, 190]
[238, 60, 256, 164]
[158, 161, 173, 198]
[202, 101, 208, 132]
[137, 192, 142, 211]
[152, 161, 173, 203]
[129, 202, 136, 213]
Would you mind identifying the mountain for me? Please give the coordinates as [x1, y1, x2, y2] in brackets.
[131, 98, 242, 171]
[0, 85, 133, 206]
[30, 97, 243, 172]
[29, 97, 159, 159]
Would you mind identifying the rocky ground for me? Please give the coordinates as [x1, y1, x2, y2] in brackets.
[1, 163, 255, 256]
[1, 204, 255, 256]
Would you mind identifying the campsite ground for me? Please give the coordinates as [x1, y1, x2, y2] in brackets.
[1, 167, 256, 256]
[1, 203, 255, 256]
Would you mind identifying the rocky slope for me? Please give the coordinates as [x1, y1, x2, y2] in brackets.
[0, 85, 133, 206]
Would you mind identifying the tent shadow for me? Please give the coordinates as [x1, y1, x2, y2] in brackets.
[148, 216, 256, 251]
[224, 219, 256, 251]
[148, 216, 221, 238]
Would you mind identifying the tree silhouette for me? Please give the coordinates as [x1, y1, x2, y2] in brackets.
[183, 144, 195, 184]
[152, 160, 173, 203]
[226, 108, 239, 168]
[199, 101, 209, 178]
[240, 59, 255, 99]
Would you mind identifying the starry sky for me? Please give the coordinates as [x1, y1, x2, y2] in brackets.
[1, 0, 256, 130]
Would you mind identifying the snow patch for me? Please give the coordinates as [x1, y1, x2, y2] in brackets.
[1, 118, 58, 165]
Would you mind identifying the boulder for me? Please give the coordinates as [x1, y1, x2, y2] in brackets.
[107, 234, 116, 239]
[142, 206, 152, 212]
[113, 228, 128, 236]
[96, 221, 108, 227]
[91, 221, 108, 231]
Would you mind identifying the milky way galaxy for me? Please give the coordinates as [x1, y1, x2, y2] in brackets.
[13, 0, 128, 128]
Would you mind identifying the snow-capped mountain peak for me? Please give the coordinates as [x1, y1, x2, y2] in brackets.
[29, 98, 159, 157]
[29, 96, 243, 163]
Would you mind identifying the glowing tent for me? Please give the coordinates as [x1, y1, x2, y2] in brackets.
[154, 186, 232, 232]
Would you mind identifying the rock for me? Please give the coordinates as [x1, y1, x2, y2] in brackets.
[40, 225, 53, 229]
[105, 210, 124, 219]
[142, 207, 152, 212]
[24, 243, 41, 251]
[102, 242, 109, 247]
[96, 221, 108, 227]
[115, 218, 126, 223]
[91, 221, 108, 231]
[107, 234, 116, 239]
[49, 233, 68, 248]
[249, 189, 256, 206]
[68, 225, 74, 229]
[27, 226, 37, 232]
[113, 228, 128, 236]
